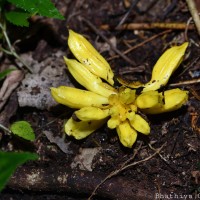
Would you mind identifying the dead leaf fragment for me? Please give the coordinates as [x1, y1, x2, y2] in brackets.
[71, 147, 101, 171]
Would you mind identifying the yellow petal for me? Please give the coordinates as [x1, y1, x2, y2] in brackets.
[74, 107, 110, 121]
[126, 110, 136, 121]
[116, 120, 137, 148]
[65, 117, 107, 139]
[119, 87, 136, 104]
[110, 103, 127, 121]
[142, 88, 188, 114]
[107, 116, 120, 129]
[68, 30, 114, 85]
[129, 114, 150, 135]
[117, 43, 189, 91]
[143, 42, 188, 92]
[164, 88, 188, 110]
[51, 86, 108, 109]
[136, 90, 159, 109]
[64, 57, 116, 98]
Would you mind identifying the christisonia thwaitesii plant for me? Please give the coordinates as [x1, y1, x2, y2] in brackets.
[51, 30, 189, 148]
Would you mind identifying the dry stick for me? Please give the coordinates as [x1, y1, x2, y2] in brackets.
[177, 56, 200, 78]
[169, 78, 200, 87]
[100, 22, 194, 31]
[81, 17, 136, 66]
[120, 141, 143, 168]
[148, 143, 168, 163]
[186, 0, 200, 36]
[124, 30, 171, 54]
[184, 17, 193, 41]
[119, 143, 165, 172]
[115, 0, 140, 28]
[117, 22, 195, 30]
[190, 87, 200, 101]
[88, 143, 165, 200]
[108, 29, 172, 61]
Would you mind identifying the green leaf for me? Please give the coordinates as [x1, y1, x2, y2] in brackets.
[7, 0, 64, 19]
[0, 68, 15, 80]
[0, 151, 38, 191]
[10, 121, 35, 141]
[5, 11, 30, 27]
[35, 0, 64, 19]
[6, 0, 38, 13]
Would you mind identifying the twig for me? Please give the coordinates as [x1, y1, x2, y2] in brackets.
[119, 22, 195, 30]
[186, 0, 200, 35]
[88, 143, 165, 200]
[189, 87, 200, 101]
[177, 56, 200, 77]
[101, 22, 194, 31]
[108, 29, 172, 61]
[81, 17, 136, 66]
[148, 143, 168, 163]
[115, 0, 140, 29]
[119, 143, 165, 172]
[161, 0, 177, 20]
[184, 17, 193, 41]
[169, 78, 200, 86]
[120, 141, 143, 168]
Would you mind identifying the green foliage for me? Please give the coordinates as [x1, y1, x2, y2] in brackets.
[3, 0, 64, 27]
[0, 68, 15, 80]
[0, 151, 38, 191]
[5, 11, 30, 27]
[10, 121, 35, 141]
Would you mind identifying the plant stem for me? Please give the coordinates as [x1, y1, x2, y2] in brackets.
[0, 123, 11, 134]
[0, 23, 33, 72]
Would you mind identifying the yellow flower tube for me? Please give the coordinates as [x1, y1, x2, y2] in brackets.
[142, 42, 189, 92]
[68, 30, 114, 85]
[140, 88, 188, 114]
[64, 57, 116, 98]
[51, 86, 109, 109]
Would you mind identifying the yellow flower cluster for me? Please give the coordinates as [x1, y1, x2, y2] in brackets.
[51, 30, 188, 148]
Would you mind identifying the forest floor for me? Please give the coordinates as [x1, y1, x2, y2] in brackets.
[0, 0, 200, 199]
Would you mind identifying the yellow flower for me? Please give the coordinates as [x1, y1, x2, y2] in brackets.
[51, 30, 189, 148]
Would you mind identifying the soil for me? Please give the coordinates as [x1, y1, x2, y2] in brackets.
[0, 0, 200, 200]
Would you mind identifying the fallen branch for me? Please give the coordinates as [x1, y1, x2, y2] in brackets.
[7, 163, 169, 200]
